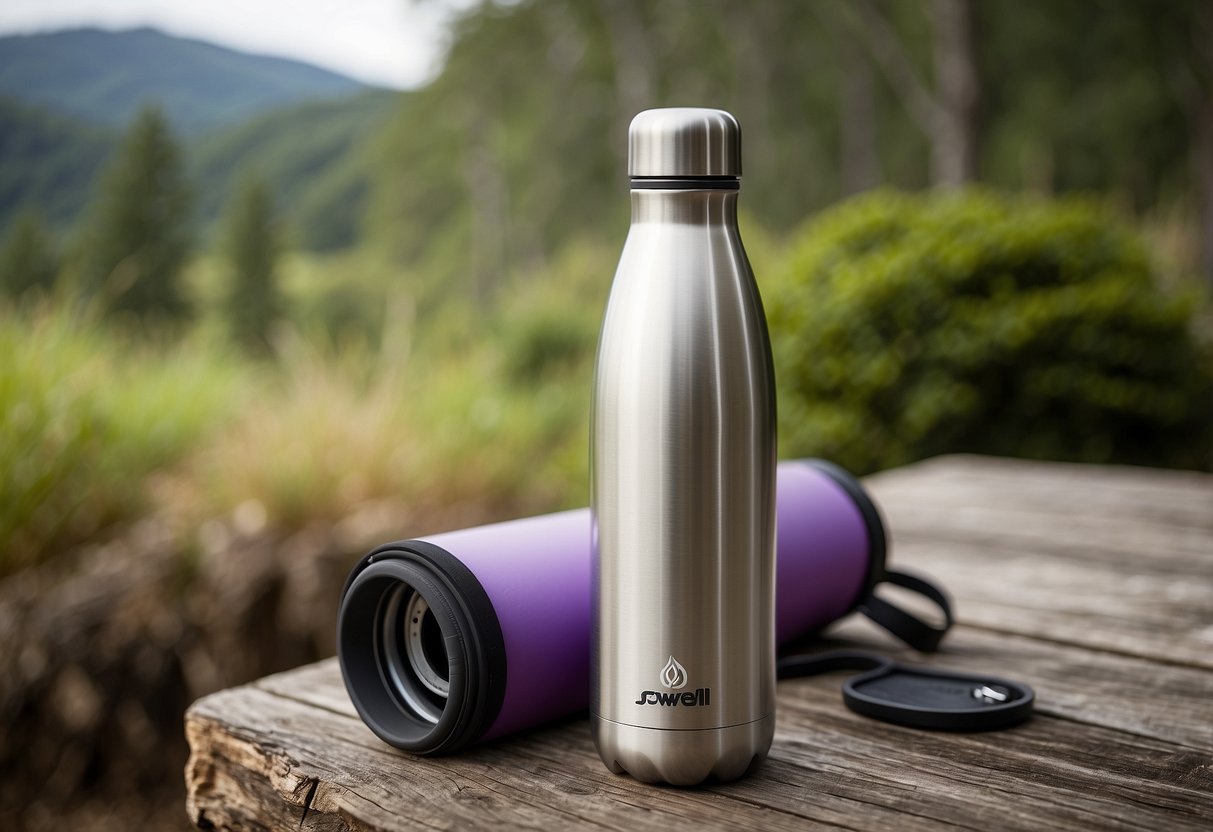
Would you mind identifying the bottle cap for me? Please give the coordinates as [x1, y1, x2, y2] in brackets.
[628, 108, 741, 178]
[778, 650, 1035, 732]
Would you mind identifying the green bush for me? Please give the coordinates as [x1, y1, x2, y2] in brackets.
[498, 302, 598, 385]
[495, 240, 609, 385]
[767, 189, 1213, 474]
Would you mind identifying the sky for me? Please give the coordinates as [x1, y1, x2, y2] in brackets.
[0, 0, 470, 89]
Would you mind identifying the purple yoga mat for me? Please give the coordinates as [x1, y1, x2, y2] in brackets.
[337, 459, 880, 754]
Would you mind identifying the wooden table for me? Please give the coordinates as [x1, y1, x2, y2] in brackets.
[184, 456, 1213, 831]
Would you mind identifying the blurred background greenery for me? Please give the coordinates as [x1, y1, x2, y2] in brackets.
[1, 0, 1211, 828]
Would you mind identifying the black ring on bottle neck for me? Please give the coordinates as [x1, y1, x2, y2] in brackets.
[630, 176, 740, 191]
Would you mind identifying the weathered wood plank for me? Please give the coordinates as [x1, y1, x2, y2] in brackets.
[873, 498, 1213, 571]
[772, 686, 1213, 831]
[271, 640, 1213, 822]
[256, 622, 1213, 759]
[187, 672, 1213, 832]
[185, 457, 1213, 831]
[867, 455, 1213, 515]
[865, 458, 1213, 575]
[822, 618, 1213, 751]
[187, 686, 828, 832]
[879, 535, 1213, 669]
[856, 457, 1213, 669]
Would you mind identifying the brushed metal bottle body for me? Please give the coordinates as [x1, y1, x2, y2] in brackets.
[590, 174, 777, 784]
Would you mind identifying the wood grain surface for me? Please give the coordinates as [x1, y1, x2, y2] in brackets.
[184, 455, 1213, 831]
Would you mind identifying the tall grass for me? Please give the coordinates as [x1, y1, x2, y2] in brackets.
[3, 213, 1208, 578]
[1, 256, 606, 578]
[0, 301, 245, 575]
[185, 243, 609, 537]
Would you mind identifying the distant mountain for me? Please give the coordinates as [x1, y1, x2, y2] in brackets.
[0, 27, 370, 135]
[0, 28, 399, 249]
[0, 95, 114, 231]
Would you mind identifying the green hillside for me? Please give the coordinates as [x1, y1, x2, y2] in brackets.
[0, 95, 114, 230]
[190, 89, 397, 250]
[0, 89, 394, 250]
[0, 27, 369, 135]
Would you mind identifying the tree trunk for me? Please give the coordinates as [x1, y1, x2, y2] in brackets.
[848, 0, 978, 188]
[930, 0, 979, 186]
[1193, 4, 1213, 287]
[723, 0, 774, 181]
[597, 0, 655, 170]
[839, 34, 880, 195]
[462, 113, 508, 305]
[1197, 101, 1213, 288]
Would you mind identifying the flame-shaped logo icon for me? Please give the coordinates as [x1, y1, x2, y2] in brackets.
[660, 656, 688, 690]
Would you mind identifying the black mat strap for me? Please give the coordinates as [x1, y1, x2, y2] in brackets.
[858, 569, 953, 653]
[777, 649, 889, 679]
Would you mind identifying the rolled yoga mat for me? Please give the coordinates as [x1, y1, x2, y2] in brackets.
[337, 459, 944, 755]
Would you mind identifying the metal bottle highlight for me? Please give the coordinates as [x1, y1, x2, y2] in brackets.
[591, 108, 777, 785]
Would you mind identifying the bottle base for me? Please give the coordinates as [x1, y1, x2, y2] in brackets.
[590, 714, 774, 786]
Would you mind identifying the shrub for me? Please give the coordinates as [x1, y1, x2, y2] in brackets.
[496, 240, 610, 385]
[767, 189, 1213, 474]
[499, 302, 598, 384]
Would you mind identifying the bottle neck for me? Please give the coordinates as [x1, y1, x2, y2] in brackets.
[629, 188, 740, 226]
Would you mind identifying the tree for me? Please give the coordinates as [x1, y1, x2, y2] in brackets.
[1174, 1, 1213, 286]
[369, 0, 1213, 288]
[222, 174, 282, 352]
[846, 0, 979, 187]
[80, 106, 192, 319]
[836, 25, 881, 194]
[0, 211, 59, 300]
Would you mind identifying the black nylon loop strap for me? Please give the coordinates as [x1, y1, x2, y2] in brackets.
[777, 649, 889, 678]
[775, 559, 1028, 731]
[859, 568, 954, 653]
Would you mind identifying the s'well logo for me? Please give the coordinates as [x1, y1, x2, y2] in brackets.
[636, 656, 711, 707]
[660, 656, 687, 689]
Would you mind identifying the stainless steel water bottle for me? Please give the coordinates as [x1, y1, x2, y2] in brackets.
[591, 108, 777, 786]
